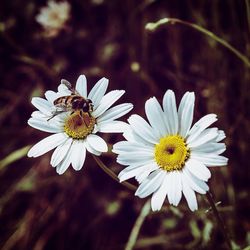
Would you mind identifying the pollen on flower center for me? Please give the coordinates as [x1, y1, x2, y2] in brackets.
[64, 111, 95, 139]
[154, 135, 190, 172]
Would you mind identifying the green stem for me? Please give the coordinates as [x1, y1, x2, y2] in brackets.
[145, 17, 250, 68]
[246, 0, 250, 33]
[206, 192, 232, 250]
[125, 199, 151, 250]
[92, 155, 137, 191]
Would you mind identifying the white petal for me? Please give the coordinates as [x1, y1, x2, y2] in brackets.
[151, 172, 168, 211]
[145, 97, 167, 137]
[185, 159, 211, 181]
[31, 97, 52, 115]
[135, 170, 165, 198]
[84, 140, 102, 156]
[45, 90, 58, 103]
[31, 111, 48, 119]
[128, 114, 159, 144]
[97, 103, 133, 123]
[112, 141, 153, 154]
[118, 159, 156, 171]
[178, 92, 195, 138]
[163, 90, 178, 134]
[88, 77, 109, 107]
[182, 168, 208, 194]
[92, 90, 125, 117]
[182, 175, 198, 211]
[188, 128, 218, 148]
[75, 75, 87, 98]
[58, 82, 71, 94]
[117, 150, 153, 161]
[119, 162, 158, 182]
[97, 121, 130, 133]
[191, 142, 226, 155]
[136, 170, 152, 184]
[167, 171, 182, 206]
[28, 133, 67, 158]
[86, 134, 108, 152]
[28, 118, 63, 133]
[50, 138, 73, 167]
[119, 165, 146, 182]
[191, 153, 228, 166]
[117, 153, 153, 166]
[187, 114, 217, 144]
[70, 140, 86, 171]
[216, 130, 226, 142]
[122, 126, 154, 145]
[56, 145, 73, 175]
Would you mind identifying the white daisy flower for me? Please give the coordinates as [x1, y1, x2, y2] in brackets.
[113, 90, 228, 211]
[28, 75, 133, 175]
[36, 0, 71, 37]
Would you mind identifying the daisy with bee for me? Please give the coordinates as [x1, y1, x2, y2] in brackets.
[28, 75, 133, 174]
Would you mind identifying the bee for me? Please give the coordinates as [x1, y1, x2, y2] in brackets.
[49, 80, 94, 126]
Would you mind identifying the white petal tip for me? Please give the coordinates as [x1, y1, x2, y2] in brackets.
[56, 169, 64, 175]
[27, 150, 35, 158]
[118, 175, 127, 183]
[191, 207, 198, 212]
[151, 205, 161, 212]
[101, 77, 109, 82]
[73, 167, 82, 171]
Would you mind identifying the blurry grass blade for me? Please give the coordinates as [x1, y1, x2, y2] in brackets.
[202, 220, 213, 244]
[145, 18, 169, 31]
[145, 17, 250, 68]
[106, 201, 120, 216]
[125, 199, 151, 250]
[190, 220, 201, 239]
[0, 145, 31, 170]
[15, 170, 36, 191]
[206, 192, 233, 250]
[162, 218, 177, 229]
[246, 0, 250, 33]
[231, 240, 244, 250]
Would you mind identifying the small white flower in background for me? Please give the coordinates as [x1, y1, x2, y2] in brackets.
[113, 90, 228, 212]
[36, 0, 70, 37]
[28, 75, 133, 175]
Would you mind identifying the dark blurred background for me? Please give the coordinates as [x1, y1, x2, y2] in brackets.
[0, 0, 249, 249]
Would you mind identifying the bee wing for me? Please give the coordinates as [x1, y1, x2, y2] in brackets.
[61, 79, 80, 95]
[61, 79, 72, 89]
[54, 102, 68, 109]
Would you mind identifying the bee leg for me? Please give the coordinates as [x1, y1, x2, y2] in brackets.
[47, 110, 64, 121]
[79, 110, 85, 125]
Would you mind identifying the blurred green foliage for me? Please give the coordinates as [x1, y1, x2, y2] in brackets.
[0, 0, 250, 249]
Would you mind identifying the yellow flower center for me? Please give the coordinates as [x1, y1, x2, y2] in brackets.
[64, 111, 96, 139]
[154, 135, 190, 171]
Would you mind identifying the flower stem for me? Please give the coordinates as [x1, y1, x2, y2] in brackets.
[145, 17, 250, 68]
[92, 155, 137, 191]
[125, 199, 151, 250]
[206, 192, 232, 250]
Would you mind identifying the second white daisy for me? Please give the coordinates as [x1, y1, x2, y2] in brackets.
[113, 90, 228, 211]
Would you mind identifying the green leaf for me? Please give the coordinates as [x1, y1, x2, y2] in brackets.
[0, 145, 31, 171]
